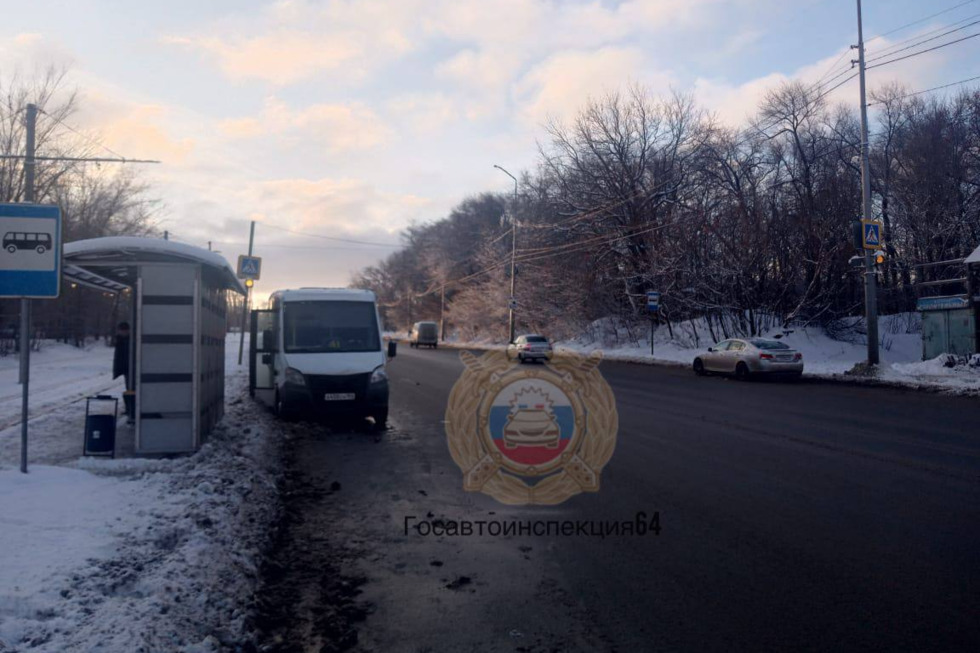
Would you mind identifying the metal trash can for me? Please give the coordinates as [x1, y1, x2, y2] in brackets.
[84, 395, 118, 458]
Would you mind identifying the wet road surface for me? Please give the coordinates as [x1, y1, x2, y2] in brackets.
[252, 345, 980, 652]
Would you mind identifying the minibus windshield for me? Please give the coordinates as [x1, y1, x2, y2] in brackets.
[283, 300, 380, 353]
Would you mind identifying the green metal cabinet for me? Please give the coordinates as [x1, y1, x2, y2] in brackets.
[922, 308, 976, 359]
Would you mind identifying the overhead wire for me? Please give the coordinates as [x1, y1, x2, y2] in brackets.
[869, 0, 977, 40]
[37, 107, 129, 162]
[256, 221, 402, 248]
[867, 31, 980, 70]
[866, 74, 980, 105]
[866, 18, 980, 63]
[866, 10, 980, 59]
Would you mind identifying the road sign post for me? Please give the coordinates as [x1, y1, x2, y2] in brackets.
[647, 291, 661, 356]
[238, 221, 257, 366]
[1, 203, 62, 475]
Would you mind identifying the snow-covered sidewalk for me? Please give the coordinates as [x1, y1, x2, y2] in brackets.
[0, 336, 284, 652]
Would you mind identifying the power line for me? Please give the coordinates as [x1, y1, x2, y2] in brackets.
[257, 221, 402, 247]
[483, 225, 514, 248]
[37, 107, 138, 163]
[866, 19, 980, 63]
[867, 11, 980, 59]
[211, 239, 396, 251]
[866, 74, 980, 105]
[871, 0, 977, 40]
[867, 31, 980, 69]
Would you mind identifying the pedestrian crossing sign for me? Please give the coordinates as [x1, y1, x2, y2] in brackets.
[861, 220, 882, 250]
[237, 254, 262, 280]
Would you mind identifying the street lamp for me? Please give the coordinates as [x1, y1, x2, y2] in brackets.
[494, 164, 518, 343]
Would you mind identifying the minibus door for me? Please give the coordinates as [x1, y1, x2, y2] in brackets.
[249, 309, 277, 404]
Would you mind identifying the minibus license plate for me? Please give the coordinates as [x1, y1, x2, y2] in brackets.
[324, 393, 355, 401]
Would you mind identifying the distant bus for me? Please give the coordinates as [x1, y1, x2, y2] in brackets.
[3, 232, 52, 254]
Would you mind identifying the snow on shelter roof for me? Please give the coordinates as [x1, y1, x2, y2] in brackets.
[63, 236, 246, 294]
[966, 243, 980, 265]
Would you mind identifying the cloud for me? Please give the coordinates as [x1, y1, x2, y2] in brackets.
[218, 97, 392, 152]
[160, 0, 420, 85]
[161, 0, 722, 89]
[74, 98, 196, 163]
[514, 47, 674, 126]
[241, 177, 431, 233]
[386, 93, 460, 133]
[0, 32, 75, 72]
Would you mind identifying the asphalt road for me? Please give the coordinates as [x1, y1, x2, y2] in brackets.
[255, 345, 980, 653]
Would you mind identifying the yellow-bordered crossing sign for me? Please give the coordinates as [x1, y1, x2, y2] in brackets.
[861, 220, 883, 250]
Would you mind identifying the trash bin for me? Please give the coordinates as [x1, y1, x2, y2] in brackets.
[84, 395, 118, 458]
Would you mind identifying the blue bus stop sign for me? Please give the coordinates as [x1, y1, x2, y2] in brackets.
[0, 204, 62, 298]
[647, 291, 661, 312]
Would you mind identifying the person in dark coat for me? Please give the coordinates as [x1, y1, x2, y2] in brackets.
[113, 322, 133, 423]
[113, 322, 130, 386]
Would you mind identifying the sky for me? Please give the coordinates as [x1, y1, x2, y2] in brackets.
[2, 0, 978, 302]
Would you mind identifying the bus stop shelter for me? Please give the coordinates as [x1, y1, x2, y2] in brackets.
[63, 237, 246, 455]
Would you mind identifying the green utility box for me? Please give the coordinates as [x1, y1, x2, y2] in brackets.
[918, 297, 977, 359]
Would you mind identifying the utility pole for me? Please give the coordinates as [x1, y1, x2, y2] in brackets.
[494, 165, 518, 343]
[854, 0, 880, 365]
[19, 104, 37, 474]
[237, 220, 255, 365]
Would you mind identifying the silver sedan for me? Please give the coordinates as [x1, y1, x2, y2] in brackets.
[507, 334, 553, 363]
[693, 338, 803, 380]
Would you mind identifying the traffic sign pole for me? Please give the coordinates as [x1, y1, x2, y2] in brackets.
[646, 291, 660, 357]
[238, 220, 255, 365]
[19, 104, 37, 473]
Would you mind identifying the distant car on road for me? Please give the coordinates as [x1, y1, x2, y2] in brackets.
[693, 338, 803, 380]
[507, 334, 553, 364]
[409, 321, 439, 348]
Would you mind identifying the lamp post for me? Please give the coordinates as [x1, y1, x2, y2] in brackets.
[494, 164, 518, 343]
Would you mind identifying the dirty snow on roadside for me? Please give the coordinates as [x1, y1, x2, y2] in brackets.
[436, 314, 980, 394]
[0, 335, 284, 652]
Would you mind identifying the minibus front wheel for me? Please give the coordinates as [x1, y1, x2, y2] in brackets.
[275, 389, 298, 421]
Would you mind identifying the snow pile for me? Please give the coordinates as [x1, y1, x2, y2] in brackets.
[0, 337, 285, 652]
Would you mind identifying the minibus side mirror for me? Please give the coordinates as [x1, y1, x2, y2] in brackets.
[387, 340, 397, 358]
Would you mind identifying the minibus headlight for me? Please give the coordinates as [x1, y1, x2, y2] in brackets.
[370, 366, 388, 384]
[284, 367, 306, 386]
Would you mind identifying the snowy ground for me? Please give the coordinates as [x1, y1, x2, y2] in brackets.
[0, 341, 123, 466]
[0, 335, 283, 652]
[433, 314, 980, 394]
